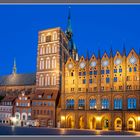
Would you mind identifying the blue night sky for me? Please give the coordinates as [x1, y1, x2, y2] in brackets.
[0, 5, 140, 75]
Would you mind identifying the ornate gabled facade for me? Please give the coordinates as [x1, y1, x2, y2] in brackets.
[60, 47, 140, 130]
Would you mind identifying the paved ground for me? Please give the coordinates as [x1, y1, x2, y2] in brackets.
[0, 125, 140, 135]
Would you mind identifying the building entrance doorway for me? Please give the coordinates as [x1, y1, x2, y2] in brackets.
[102, 118, 109, 130]
[127, 118, 135, 131]
[114, 118, 122, 130]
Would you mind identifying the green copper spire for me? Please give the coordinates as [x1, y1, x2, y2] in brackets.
[66, 6, 73, 40]
[12, 58, 17, 74]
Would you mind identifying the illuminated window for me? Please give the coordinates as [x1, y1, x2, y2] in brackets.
[101, 99, 109, 109]
[89, 99, 96, 109]
[128, 98, 136, 109]
[78, 99, 85, 110]
[66, 99, 74, 109]
[114, 99, 122, 109]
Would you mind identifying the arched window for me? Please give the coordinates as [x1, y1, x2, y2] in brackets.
[114, 98, 122, 109]
[48, 76, 50, 86]
[66, 99, 74, 109]
[52, 57, 56, 69]
[54, 44, 57, 53]
[49, 46, 51, 54]
[41, 34, 45, 43]
[89, 99, 96, 109]
[128, 98, 136, 109]
[45, 75, 48, 86]
[51, 75, 56, 86]
[46, 45, 49, 54]
[53, 32, 57, 41]
[39, 75, 44, 86]
[46, 57, 50, 69]
[40, 58, 44, 70]
[101, 99, 109, 109]
[40, 47, 43, 55]
[78, 99, 85, 110]
[52, 45, 54, 53]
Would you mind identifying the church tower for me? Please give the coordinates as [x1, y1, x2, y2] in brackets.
[36, 27, 70, 91]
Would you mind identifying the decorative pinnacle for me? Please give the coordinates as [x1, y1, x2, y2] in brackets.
[12, 58, 17, 74]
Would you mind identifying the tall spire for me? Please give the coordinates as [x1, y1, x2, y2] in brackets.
[98, 49, 101, 59]
[66, 6, 73, 40]
[12, 58, 17, 74]
[122, 43, 126, 56]
[86, 49, 89, 60]
[110, 47, 113, 58]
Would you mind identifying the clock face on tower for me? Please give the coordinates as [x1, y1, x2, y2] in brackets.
[114, 58, 122, 66]
[90, 61, 96, 67]
[79, 61, 86, 69]
[102, 60, 109, 67]
[129, 56, 137, 64]
[68, 63, 73, 69]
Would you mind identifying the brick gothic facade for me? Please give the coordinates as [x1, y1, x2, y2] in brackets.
[0, 8, 140, 131]
[36, 28, 140, 131]
[35, 10, 140, 130]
